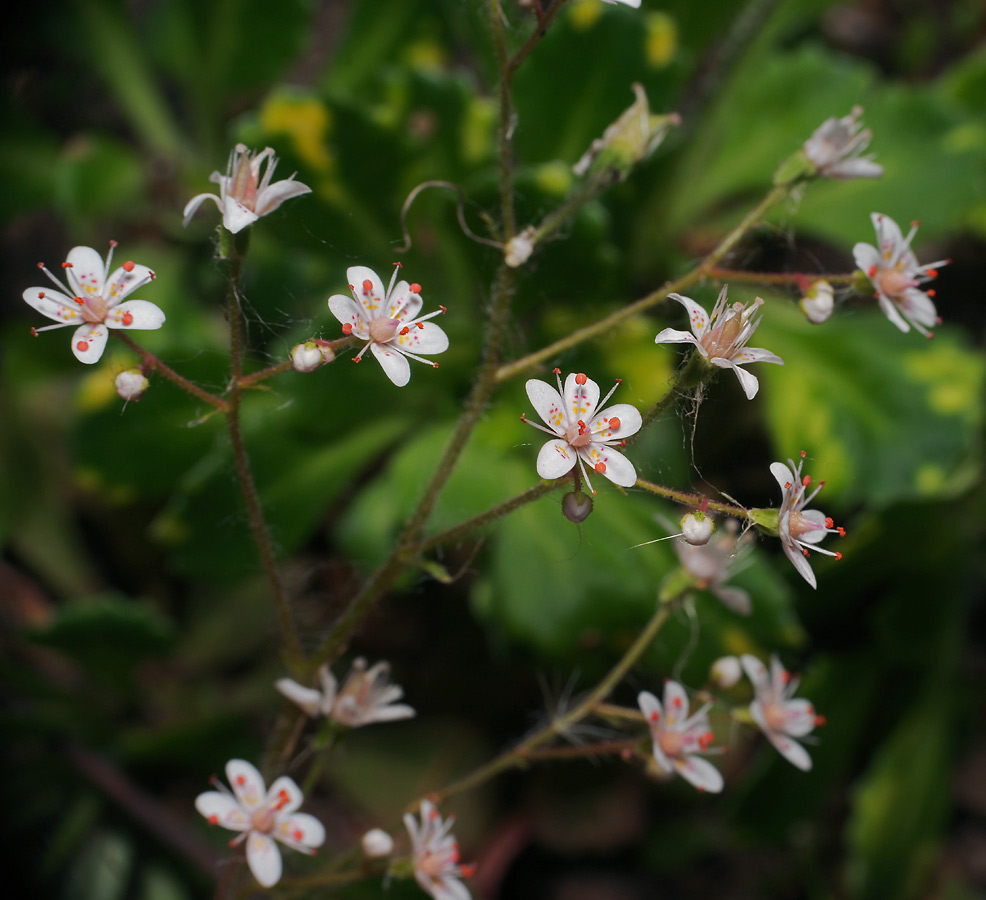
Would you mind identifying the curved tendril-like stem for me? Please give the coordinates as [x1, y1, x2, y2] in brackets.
[495, 184, 790, 382]
[394, 180, 504, 253]
[634, 477, 750, 519]
[111, 331, 229, 412]
[222, 238, 306, 676]
[429, 602, 672, 805]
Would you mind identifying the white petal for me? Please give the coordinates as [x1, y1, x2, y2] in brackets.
[770, 461, 795, 493]
[71, 323, 109, 364]
[105, 264, 155, 303]
[526, 379, 566, 434]
[828, 158, 883, 179]
[432, 874, 472, 900]
[675, 755, 724, 793]
[536, 438, 577, 479]
[182, 192, 222, 226]
[781, 538, 817, 588]
[266, 776, 304, 816]
[579, 443, 636, 487]
[328, 293, 369, 338]
[370, 341, 411, 386]
[388, 280, 423, 322]
[255, 178, 312, 216]
[590, 403, 642, 441]
[713, 359, 760, 400]
[246, 832, 283, 887]
[563, 372, 600, 422]
[852, 241, 880, 276]
[654, 327, 699, 346]
[23, 287, 81, 324]
[347, 266, 387, 320]
[766, 732, 813, 771]
[637, 690, 663, 725]
[316, 665, 338, 715]
[740, 655, 769, 694]
[733, 347, 783, 366]
[66, 246, 107, 297]
[899, 288, 938, 331]
[226, 759, 266, 810]
[275, 678, 324, 717]
[662, 680, 690, 723]
[394, 321, 448, 356]
[105, 300, 166, 330]
[276, 812, 326, 850]
[195, 791, 249, 831]
[713, 585, 751, 615]
[221, 196, 260, 234]
[667, 293, 710, 338]
[357, 702, 416, 723]
[781, 699, 818, 737]
[877, 293, 911, 333]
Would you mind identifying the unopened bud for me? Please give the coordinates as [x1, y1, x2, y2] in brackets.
[115, 368, 149, 402]
[291, 339, 334, 373]
[504, 227, 536, 268]
[710, 655, 742, 689]
[361, 828, 394, 859]
[680, 511, 713, 545]
[562, 490, 593, 524]
[799, 280, 834, 324]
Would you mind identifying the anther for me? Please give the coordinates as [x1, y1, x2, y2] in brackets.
[409, 282, 421, 293]
[802, 475, 811, 486]
[362, 279, 373, 293]
[837, 527, 846, 537]
[835, 552, 843, 561]
[926, 268, 938, 278]
[122, 312, 133, 326]
[609, 417, 621, 430]
[439, 305, 447, 313]
[30, 327, 38, 337]
[76, 341, 88, 352]
[432, 362, 439, 368]
[815, 715, 827, 726]
[552, 367, 561, 374]
[393, 261, 402, 268]
[63, 262, 73, 269]
[575, 373, 587, 385]
[825, 517, 834, 528]
[37, 262, 44, 269]
[927, 289, 936, 297]
[208, 815, 218, 825]
[74, 297, 84, 305]
[109, 239, 118, 247]
[594, 462, 606, 473]
[416, 322, 423, 329]
[342, 323, 353, 335]
[400, 327, 410, 335]
[122, 260, 135, 272]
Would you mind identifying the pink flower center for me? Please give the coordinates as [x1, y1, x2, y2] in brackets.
[230, 152, 259, 210]
[876, 267, 914, 298]
[762, 701, 789, 733]
[565, 420, 593, 448]
[250, 806, 277, 834]
[369, 317, 400, 344]
[658, 729, 685, 758]
[80, 294, 108, 324]
[700, 306, 743, 358]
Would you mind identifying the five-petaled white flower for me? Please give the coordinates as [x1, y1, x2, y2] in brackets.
[183, 143, 312, 234]
[655, 287, 783, 399]
[741, 654, 824, 771]
[853, 212, 948, 337]
[276, 658, 415, 727]
[328, 264, 448, 387]
[803, 106, 883, 180]
[522, 369, 641, 494]
[673, 518, 753, 615]
[405, 801, 474, 900]
[638, 682, 723, 793]
[195, 759, 325, 888]
[770, 452, 844, 590]
[23, 243, 165, 365]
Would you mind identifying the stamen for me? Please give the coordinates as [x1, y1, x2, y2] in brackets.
[409, 282, 421, 293]
[575, 373, 587, 385]
[342, 323, 353, 335]
[594, 462, 606, 474]
[122, 260, 135, 272]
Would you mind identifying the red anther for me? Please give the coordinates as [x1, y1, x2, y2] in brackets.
[149, 270, 156, 280]
[393, 261, 402, 268]
[208, 815, 218, 825]
[76, 341, 88, 352]
[122, 260, 135, 272]
[416, 322, 424, 329]
[802, 548, 810, 558]
[926, 268, 938, 279]
[927, 331, 935, 340]
[293, 829, 303, 840]
[911, 219, 920, 228]
[935, 316, 943, 325]
[362, 279, 373, 293]
[650, 711, 659, 722]
[619, 440, 627, 447]
[432, 362, 439, 368]
[429, 807, 439, 820]
[800, 450, 807, 458]
[615, 378, 622, 384]
[575, 373, 587, 385]
[867, 265, 877, 278]
[37, 261, 44, 269]
[803, 475, 811, 486]
[609, 416, 621, 430]
[439, 305, 447, 313]
[38, 291, 45, 298]
[236, 775, 246, 786]
[819, 480, 826, 487]
[30, 327, 38, 337]
[74, 297, 85, 305]
[399, 327, 410, 336]
[121, 312, 133, 326]
[109, 239, 118, 247]
[228, 839, 238, 848]
[460, 864, 477, 878]
[825, 517, 834, 528]
[927, 289, 936, 297]
[552, 367, 561, 374]
[815, 715, 827, 726]
[784, 481, 792, 489]
[409, 282, 421, 293]
[348, 283, 354, 291]
[781, 669, 791, 683]
[946, 258, 953, 265]
[352, 356, 361, 363]
[594, 462, 606, 474]
[341, 323, 353, 335]
[835, 552, 843, 561]
[837, 527, 846, 537]
[62, 262, 73, 268]
[520, 414, 527, 422]
[673, 696, 682, 708]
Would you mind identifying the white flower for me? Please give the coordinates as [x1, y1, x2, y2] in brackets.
[195, 759, 325, 888]
[710, 656, 742, 689]
[673, 518, 752, 614]
[853, 212, 948, 337]
[275, 658, 415, 727]
[799, 280, 834, 324]
[770, 452, 844, 590]
[115, 368, 149, 401]
[522, 369, 642, 494]
[655, 287, 783, 399]
[404, 800, 474, 900]
[803, 106, 883, 180]
[328, 265, 448, 387]
[23, 243, 164, 364]
[741, 655, 823, 771]
[362, 828, 395, 859]
[638, 682, 723, 793]
[183, 143, 311, 234]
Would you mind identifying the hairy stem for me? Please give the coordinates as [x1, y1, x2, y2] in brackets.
[707, 267, 856, 286]
[634, 478, 749, 518]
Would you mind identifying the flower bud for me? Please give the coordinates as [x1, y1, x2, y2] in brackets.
[115, 368, 149, 402]
[562, 490, 593, 524]
[291, 339, 334, 373]
[504, 227, 536, 268]
[710, 655, 742, 689]
[361, 828, 394, 859]
[680, 511, 713, 545]
[799, 280, 834, 324]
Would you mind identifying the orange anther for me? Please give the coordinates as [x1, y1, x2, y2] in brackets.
[552, 367, 561, 374]
[835, 552, 843, 561]
[76, 341, 88, 352]
[62, 262, 73, 268]
[74, 297, 85, 305]
[575, 373, 587, 385]
[236, 775, 246, 786]
[439, 305, 447, 313]
[400, 327, 410, 336]
[837, 527, 846, 537]
[609, 417, 621, 430]
[409, 282, 421, 293]
[37, 262, 44, 269]
[30, 327, 38, 337]
[803, 475, 811, 486]
[926, 268, 938, 279]
[342, 323, 353, 335]
[416, 322, 423, 329]
[122, 260, 135, 272]
[362, 279, 373, 293]
[594, 462, 606, 474]
[927, 289, 936, 297]
[825, 517, 834, 528]
[208, 815, 218, 825]
[121, 311, 133, 326]
[815, 715, 827, 726]
[109, 239, 118, 247]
